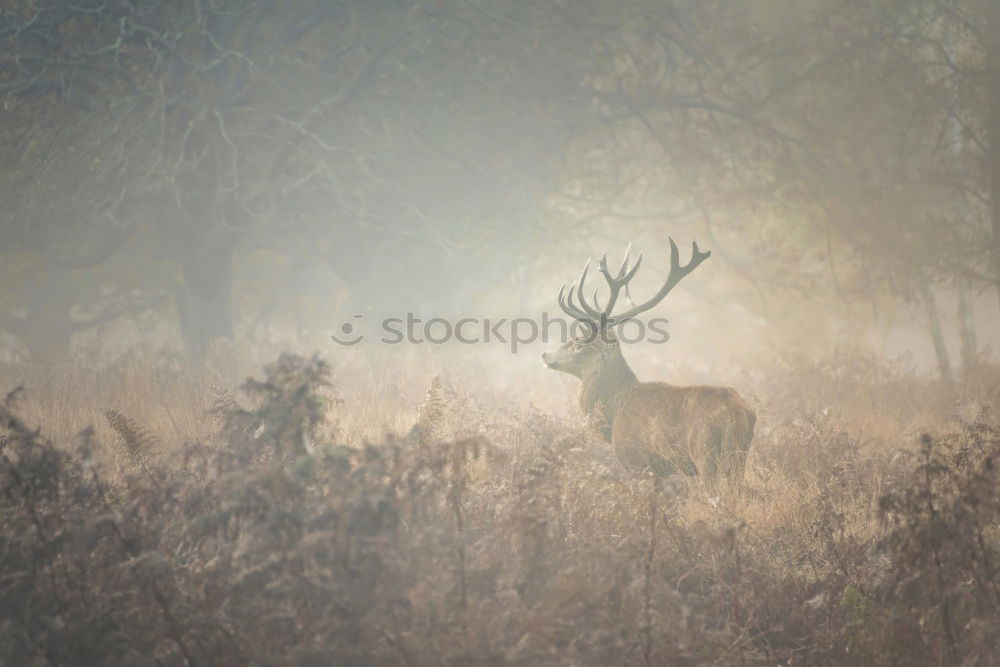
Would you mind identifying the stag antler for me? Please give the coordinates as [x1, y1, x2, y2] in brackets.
[557, 238, 710, 327]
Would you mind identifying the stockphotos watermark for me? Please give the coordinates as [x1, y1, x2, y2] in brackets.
[330, 312, 671, 353]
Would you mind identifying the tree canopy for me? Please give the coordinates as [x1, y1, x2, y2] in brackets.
[1, 0, 997, 374]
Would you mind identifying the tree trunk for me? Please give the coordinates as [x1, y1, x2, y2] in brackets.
[957, 278, 977, 371]
[988, 1, 1000, 321]
[176, 227, 235, 361]
[23, 322, 73, 367]
[16, 269, 75, 365]
[919, 283, 954, 384]
[0, 308, 72, 366]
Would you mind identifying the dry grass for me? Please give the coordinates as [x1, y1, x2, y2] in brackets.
[1, 348, 999, 665]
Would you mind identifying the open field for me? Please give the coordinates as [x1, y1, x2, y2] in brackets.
[3, 349, 999, 666]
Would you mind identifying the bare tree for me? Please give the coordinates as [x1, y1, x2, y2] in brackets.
[0, 1, 595, 358]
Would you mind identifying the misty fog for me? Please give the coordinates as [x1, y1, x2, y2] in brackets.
[3, 2, 1000, 665]
[1, 0, 996, 385]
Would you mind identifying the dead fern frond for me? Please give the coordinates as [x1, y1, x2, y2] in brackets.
[104, 409, 158, 468]
[416, 375, 447, 441]
[211, 386, 242, 415]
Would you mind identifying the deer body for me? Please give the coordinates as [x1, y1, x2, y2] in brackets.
[610, 382, 755, 478]
[544, 239, 755, 482]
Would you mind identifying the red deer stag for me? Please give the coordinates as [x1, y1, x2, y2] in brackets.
[542, 239, 755, 482]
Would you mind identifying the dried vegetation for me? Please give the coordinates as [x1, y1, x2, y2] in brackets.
[2, 351, 1000, 665]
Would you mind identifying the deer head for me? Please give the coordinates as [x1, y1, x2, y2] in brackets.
[542, 238, 711, 420]
[542, 330, 622, 378]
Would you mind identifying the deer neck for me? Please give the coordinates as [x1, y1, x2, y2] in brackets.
[579, 348, 639, 436]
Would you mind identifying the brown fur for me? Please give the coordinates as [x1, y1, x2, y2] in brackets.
[543, 335, 755, 482]
[609, 382, 756, 480]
